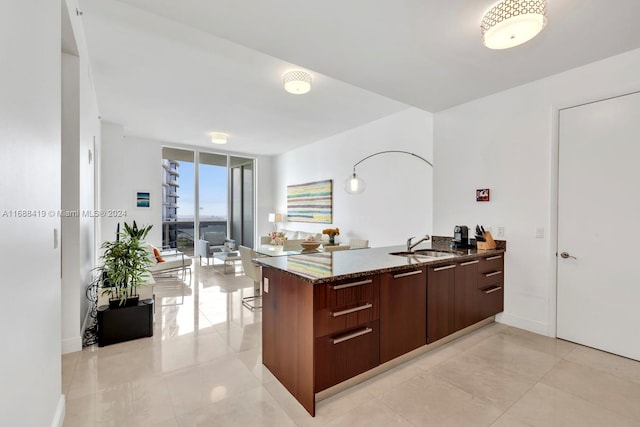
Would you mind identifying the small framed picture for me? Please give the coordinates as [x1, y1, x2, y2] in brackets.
[476, 188, 490, 202]
[136, 191, 150, 208]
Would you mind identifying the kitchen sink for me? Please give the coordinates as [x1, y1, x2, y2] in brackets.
[389, 249, 457, 258]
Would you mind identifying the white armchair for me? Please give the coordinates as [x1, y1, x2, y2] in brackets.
[142, 243, 192, 282]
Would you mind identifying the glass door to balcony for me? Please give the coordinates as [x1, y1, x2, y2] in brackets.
[162, 148, 255, 257]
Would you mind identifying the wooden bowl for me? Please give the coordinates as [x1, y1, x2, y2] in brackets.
[300, 241, 321, 251]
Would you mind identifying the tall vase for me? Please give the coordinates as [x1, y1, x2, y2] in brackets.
[329, 236, 335, 245]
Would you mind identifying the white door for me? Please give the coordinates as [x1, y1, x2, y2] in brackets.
[557, 91, 640, 361]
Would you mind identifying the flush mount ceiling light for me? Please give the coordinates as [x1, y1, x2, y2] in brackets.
[210, 132, 228, 144]
[283, 70, 312, 94]
[481, 0, 547, 50]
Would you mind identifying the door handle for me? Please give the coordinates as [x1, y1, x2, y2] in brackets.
[560, 252, 576, 260]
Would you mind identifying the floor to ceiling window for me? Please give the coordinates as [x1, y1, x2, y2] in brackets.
[162, 147, 255, 256]
[198, 152, 228, 244]
[230, 156, 254, 248]
[162, 148, 195, 255]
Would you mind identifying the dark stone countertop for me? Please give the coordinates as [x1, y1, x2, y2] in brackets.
[254, 237, 506, 285]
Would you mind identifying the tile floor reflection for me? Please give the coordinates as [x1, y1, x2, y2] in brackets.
[63, 260, 640, 426]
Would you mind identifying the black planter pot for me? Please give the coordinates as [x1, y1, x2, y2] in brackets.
[108, 296, 140, 309]
[97, 298, 154, 347]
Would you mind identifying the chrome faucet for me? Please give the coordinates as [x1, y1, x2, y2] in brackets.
[407, 234, 431, 252]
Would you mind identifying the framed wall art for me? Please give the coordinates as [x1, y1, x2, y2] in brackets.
[136, 191, 150, 208]
[287, 179, 332, 223]
[476, 188, 490, 202]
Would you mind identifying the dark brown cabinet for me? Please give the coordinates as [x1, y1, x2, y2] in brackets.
[380, 268, 426, 363]
[314, 275, 380, 391]
[315, 320, 380, 392]
[261, 249, 505, 417]
[261, 268, 315, 415]
[478, 254, 504, 319]
[429, 255, 505, 344]
[454, 259, 480, 331]
[427, 263, 456, 343]
[314, 277, 379, 338]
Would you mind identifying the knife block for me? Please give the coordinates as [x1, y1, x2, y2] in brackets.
[477, 231, 497, 250]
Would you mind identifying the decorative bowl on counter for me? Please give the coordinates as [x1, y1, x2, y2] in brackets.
[300, 241, 321, 251]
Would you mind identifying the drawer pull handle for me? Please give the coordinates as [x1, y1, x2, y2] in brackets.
[433, 264, 456, 271]
[332, 279, 373, 290]
[393, 270, 423, 279]
[332, 303, 373, 317]
[486, 255, 502, 261]
[485, 270, 502, 277]
[332, 327, 373, 344]
[483, 286, 503, 294]
[460, 260, 480, 266]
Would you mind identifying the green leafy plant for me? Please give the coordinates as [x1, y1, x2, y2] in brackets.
[123, 220, 152, 241]
[99, 221, 153, 306]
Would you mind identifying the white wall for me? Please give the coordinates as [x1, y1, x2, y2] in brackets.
[100, 123, 271, 249]
[273, 108, 433, 246]
[61, 53, 82, 354]
[100, 123, 163, 245]
[78, 54, 100, 346]
[0, 1, 64, 425]
[433, 48, 640, 336]
[61, 53, 100, 354]
[61, 0, 101, 355]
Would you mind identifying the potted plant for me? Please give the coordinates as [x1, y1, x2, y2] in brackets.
[99, 221, 153, 308]
[322, 227, 340, 245]
[94, 221, 156, 347]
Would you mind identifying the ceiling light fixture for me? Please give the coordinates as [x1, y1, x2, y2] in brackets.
[481, 0, 547, 50]
[345, 151, 433, 195]
[283, 70, 312, 94]
[210, 132, 228, 144]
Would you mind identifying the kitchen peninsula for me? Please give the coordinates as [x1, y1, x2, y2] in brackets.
[255, 238, 506, 416]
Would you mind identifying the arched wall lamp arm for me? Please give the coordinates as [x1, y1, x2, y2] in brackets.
[345, 150, 434, 194]
[351, 150, 433, 173]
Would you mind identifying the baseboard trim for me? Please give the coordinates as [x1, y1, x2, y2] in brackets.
[51, 394, 65, 427]
[62, 336, 82, 354]
[496, 312, 549, 336]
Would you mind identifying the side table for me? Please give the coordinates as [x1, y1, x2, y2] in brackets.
[213, 251, 242, 274]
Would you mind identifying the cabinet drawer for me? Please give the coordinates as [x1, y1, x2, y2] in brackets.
[479, 254, 503, 273]
[477, 285, 504, 319]
[478, 254, 504, 289]
[315, 320, 380, 392]
[321, 276, 378, 308]
[315, 276, 379, 337]
[315, 300, 378, 337]
[478, 269, 503, 289]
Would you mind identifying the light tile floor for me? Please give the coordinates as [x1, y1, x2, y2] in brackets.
[63, 261, 640, 426]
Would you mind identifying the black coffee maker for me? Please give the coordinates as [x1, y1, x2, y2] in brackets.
[453, 225, 469, 248]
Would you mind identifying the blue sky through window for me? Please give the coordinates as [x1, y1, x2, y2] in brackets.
[176, 161, 227, 220]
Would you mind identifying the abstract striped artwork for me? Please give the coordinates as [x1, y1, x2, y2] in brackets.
[287, 179, 332, 223]
[286, 253, 333, 279]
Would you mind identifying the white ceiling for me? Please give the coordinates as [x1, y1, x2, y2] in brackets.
[79, 0, 640, 155]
